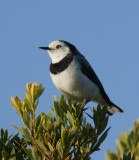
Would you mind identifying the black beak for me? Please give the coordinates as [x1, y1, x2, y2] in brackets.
[39, 47, 52, 50]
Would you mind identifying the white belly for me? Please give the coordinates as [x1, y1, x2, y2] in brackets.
[50, 60, 102, 103]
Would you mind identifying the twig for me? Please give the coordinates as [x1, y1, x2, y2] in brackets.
[35, 141, 50, 160]
[31, 105, 36, 138]
[83, 138, 97, 159]
[75, 139, 81, 159]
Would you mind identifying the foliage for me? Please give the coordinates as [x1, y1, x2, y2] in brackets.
[106, 119, 139, 160]
[9, 82, 110, 160]
[0, 128, 28, 160]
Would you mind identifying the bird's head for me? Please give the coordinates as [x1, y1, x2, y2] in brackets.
[39, 40, 77, 63]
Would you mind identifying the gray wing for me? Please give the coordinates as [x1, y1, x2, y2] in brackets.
[76, 53, 112, 104]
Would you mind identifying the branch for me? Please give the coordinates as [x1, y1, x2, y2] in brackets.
[35, 142, 50, 160]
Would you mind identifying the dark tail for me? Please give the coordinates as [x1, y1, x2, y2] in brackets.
[107, 102, 124, 116]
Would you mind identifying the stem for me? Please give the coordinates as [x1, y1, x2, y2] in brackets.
[81, 149, 86, 160]
[75, 139, 81, 159]
[31, 105, 36, 138]
[83, 138, 97, 159]
[21, 114, 27, 128]
[35, 142, 50, 160]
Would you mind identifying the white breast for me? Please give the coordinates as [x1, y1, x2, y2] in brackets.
[50, 59, 101, 103]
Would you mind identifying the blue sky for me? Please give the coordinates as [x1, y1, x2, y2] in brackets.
[0, 1, 139, 159]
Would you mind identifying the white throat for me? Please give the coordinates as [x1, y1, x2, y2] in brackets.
[48, 50, 69, 64]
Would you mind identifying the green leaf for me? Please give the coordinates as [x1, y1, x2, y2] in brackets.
[48, 142, 54, 152]
[56, 140, 63, 158]
[68, 137, 76, 149]
[59, 94, 66, 105]
[11, 96, 22, 111]
[93, 127, 110, 151]
[116, 140, 124, 157]
[35, 140, 49, 156]
[43, 120, 54, 131]
[101, 106, 107, 121]
[2, 150, 9, 159]
[35, 114, 41, 130]
[11, 124, 22, 133]
[67, 111, 74, 126]
[10, 133, 19, 143]
[1, 128, 4, 138]
[61, 126, 69, 149]
[9, 147, 16, 160]
[3, 129, 8, 143]
[93, 110, 98, 127]
[67, 100, 73, 112]
[106, 150, 118, 160]
[23, 111, 31, 129]
[23, 96, 32, 114]
[32, 146, 38, 160]
[99, 127, 111, 143]
[22, 147, 34, 160]
[47, 111, 53, 121]
[97, 105, 101, 115]
[35, 117, 43, 137]
[60, 102, 69, 114]
[80, 99, 86, 109]
[21, 127, 34, 142]
[119, 131, 128, 146]
[74, 104, 82, 118]
[99, 116, 109, 135]
[53, 95, 57, 103]
[53, 99, 64, 120]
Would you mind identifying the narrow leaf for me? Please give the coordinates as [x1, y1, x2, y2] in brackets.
[67, 111, 74, 126]
[35, 140, 49, 156]
[21, 127, 34, 142]
[11, 124, 22, 133]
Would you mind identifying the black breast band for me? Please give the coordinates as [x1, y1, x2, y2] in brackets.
[50, 53, 73, 74]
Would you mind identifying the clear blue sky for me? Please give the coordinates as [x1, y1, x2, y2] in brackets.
[0, 1, 139, 159]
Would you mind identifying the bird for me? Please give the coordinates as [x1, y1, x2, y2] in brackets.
[39, 40, 123, 115]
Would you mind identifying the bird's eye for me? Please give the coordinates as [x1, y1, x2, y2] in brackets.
[56, 45, 62, 49]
